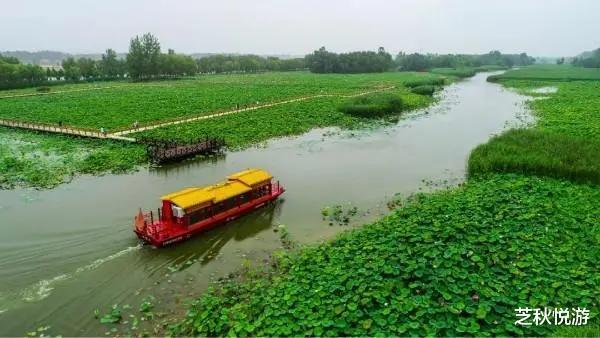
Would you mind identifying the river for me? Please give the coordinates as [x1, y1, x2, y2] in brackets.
[0, 72, 531, 336]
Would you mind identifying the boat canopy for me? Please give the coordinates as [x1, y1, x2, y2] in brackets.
[227, 168, 272, 187]
[161, 169, 273, 211]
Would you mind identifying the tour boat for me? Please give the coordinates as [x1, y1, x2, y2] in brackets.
[134, 168, 285, 247]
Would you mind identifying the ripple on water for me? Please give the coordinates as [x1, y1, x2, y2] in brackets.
[20, 244, 142, 302]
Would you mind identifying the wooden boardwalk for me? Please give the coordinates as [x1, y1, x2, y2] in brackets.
[0, 119, 136, 142]
[0, 86, 395, 142]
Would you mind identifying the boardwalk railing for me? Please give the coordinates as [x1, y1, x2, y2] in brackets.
[0, 118, 136, 142]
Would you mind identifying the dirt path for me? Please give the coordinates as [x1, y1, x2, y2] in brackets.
[0, 86, 395, 141]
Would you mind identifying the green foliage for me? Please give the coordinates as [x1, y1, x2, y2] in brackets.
[338, 93, 403, 117]
[403, 77, 445, 88]
[197, 54, 305, 73]
[0, 127, 146, 189]
[321, 204, 359, 225]
[100, 305, 122, 324]
[429, 67, 476, 78]
[0, 56, 48, 90]
[488, 65, 600, 82]
[306, 47, 394, 73]
[135, 90, 429, 150]
[468, 129, 600, 184]
[0, 71, 441, 129]
[572, 48, 600, 68]
[471, 71, 600, 185]
[170, 174, 600, 336]
[410, 85, 436, 96]
[396, 50, 534, 71]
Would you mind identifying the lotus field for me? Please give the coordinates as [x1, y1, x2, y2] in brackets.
[0, 72, 444, 130]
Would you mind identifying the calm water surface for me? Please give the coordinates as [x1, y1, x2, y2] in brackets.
[0, 72, 531, 336]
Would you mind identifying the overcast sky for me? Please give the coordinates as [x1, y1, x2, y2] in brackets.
[2, 0, 599, 56]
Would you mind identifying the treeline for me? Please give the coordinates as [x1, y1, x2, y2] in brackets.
[305, 47, 394, 73]
[571, 48, 600, 68]
[197, 55, 305, 73]
[0, 54, 47, 90]
[304, 48, 535, 74]
[395, 51, 536, 71]
[0, 33, 306, 90]
[59, 34, 198, 81]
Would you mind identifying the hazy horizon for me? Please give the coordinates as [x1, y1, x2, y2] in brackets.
[2, 0, 599, 57]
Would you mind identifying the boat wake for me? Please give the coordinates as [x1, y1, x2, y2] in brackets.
[20, 244, 142, 303]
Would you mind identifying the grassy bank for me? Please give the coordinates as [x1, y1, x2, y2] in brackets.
[0, 127, 146, 189]
[469, 129, 600, 184]
[488, 64, 600, 82]
[470, 66, 600, 183]
[170, 174, 599, 336]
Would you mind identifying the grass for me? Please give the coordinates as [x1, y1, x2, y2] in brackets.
[429, 67, 477, 78]
[468, 129, 600, 184]
[170, 174, 600, 337]
[488, 64, 600, 82]
[410, 85, 436, 96]
[0, 72, 444, 130]
[469, 67, 600, 184]
[134, 89, 432, 149]
[338, 92, 404, 117]
[0, 127, 146, 189]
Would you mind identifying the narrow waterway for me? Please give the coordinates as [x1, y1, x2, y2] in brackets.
[0, 72, 531, 336]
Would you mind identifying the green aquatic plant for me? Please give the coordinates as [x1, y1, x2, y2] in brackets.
[169, 174, 599, 336]
[0, 71, 443, 129]
[410, 85, 436, 96]
[0, 127, 146, 189]
[100, 304, 122, 324]
[338, 93, 403, 117]
[469, 128, 600, 184]
[321, 203, 360, 225]
[429, 67, 476, 78]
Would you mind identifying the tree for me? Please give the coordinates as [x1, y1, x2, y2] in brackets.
[127, 32, 161, 79]
[77, 57, 99, 79]
[100, 48, 122, 78]
[62, 57, 81, 81]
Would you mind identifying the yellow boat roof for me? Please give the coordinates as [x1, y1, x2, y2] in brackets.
[161, 169, 272, 210]
[228, 168, 272, 186]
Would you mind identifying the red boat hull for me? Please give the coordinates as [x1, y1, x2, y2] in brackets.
[135, 186, 284, 247]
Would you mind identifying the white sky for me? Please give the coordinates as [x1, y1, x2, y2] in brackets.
[1, 0, 599, 56]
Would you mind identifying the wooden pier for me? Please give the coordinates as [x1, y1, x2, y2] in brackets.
[141, 137, 225, 163]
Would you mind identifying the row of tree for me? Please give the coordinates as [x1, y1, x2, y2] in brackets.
[59, 34, 197, 81]
[305, 47, 394, 73]
[571, 48, 600, 68]
[0, 54, 47, 90]
[395, 51, 536, 71]
[0, 33, 308, 89]
[196, 54, 305, 74]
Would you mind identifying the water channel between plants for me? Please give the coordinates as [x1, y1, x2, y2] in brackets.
[0, 72, 532, 336]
